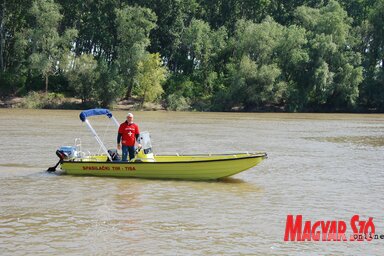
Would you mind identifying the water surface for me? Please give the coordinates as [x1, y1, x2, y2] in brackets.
[0, 109, 383, 255]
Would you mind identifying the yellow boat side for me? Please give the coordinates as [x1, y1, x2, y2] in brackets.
[60, 152, 267, 180]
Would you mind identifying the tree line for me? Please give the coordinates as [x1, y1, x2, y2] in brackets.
[0, 0, 383, 112]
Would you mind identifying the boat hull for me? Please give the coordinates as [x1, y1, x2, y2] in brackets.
[60, 153, 266, 180]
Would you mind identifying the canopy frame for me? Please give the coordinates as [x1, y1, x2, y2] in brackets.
[79, 109, 120, 161]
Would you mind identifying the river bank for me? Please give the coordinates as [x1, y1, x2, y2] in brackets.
[1, 95, 382, 113]
[0, 96, 164, 111]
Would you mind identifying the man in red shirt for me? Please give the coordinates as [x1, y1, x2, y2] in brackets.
[117, 113, 141, 161]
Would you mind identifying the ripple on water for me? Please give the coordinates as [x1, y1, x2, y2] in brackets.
[305, 135, 384, 148]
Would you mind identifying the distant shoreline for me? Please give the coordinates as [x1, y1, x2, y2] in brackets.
[1, 96, 382, 113]
[0, 96, 164, 111]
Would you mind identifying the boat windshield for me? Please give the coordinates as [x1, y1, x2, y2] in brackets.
[138, 131, 152, 154]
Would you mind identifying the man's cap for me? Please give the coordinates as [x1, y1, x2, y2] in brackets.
[127, 113, 133, 117]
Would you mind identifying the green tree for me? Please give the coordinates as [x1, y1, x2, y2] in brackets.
[198, 0, 271, 32]
[360, 0, 384, 111]
[28, 0, 77, 93]
[65, 53, 99, 103]
[180, 19, 227, 109]
[293, 0, 363, 111]
[0, 0, 5, 72]
[227, 55, 285, 110]
[0, 0, 31, 96]
[135, 53, 167, 106]
[266, 0, 322, 25]
[1, 0, 382, 112]
[223, 18, 287, 111]
[275, 25, 309, 111]
[133, 0, 200, 73]
[182, 19, 213, 73]
[163, 74, 194, 110]
[338, 0, 376, 26]
[115, 5, 157, 99]
[57, 0, 119, 61]
[95, 60, 124, 108]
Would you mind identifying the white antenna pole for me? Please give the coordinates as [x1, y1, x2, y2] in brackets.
[111, 116, 120, 128]
[84, 119, 112, 161]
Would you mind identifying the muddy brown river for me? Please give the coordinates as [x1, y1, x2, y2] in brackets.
[0, 109, 383, 255]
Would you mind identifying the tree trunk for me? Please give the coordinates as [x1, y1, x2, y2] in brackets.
[45, 75, 49, 93]
[125, 85, 132, 99]
[141, 90, 146, 108]
[125, 78, 133, 99]
[0, 0, 5, 72]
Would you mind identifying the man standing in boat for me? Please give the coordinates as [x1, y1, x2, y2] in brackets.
[117, 113, 141, 161]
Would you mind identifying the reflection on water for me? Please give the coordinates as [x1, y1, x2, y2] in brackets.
[0, 109, 383, 255]
[306, 135, 384, 148]
[218, 177, 247, 183]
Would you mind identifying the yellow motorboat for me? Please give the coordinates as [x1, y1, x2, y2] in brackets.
[58, 152, 266, 180]
[48, 109, 267, 180]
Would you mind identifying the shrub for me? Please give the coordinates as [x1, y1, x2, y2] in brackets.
[166, 93, 191, 111]
[20, 91, 66, 109]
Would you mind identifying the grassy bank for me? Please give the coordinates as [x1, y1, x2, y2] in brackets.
[0, 92, 164, 111]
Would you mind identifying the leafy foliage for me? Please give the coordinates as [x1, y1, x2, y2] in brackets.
[64, 54, 99, 103]
[95, 60, 124, 108]
[222, 18, 286, 110]
[135, 53, 167, 106]
[28, 0, 77, 92]
[0, 0, 383, 112]
[20, 91, 66, 108]
[292, 0, 363, 111]
[115, 5, 157, 98]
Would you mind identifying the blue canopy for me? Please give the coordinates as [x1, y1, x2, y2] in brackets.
[79, 109, 113, 122]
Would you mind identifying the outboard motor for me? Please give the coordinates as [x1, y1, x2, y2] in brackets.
[57, 146, 78, 160]
[136, 131, 155, 162]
